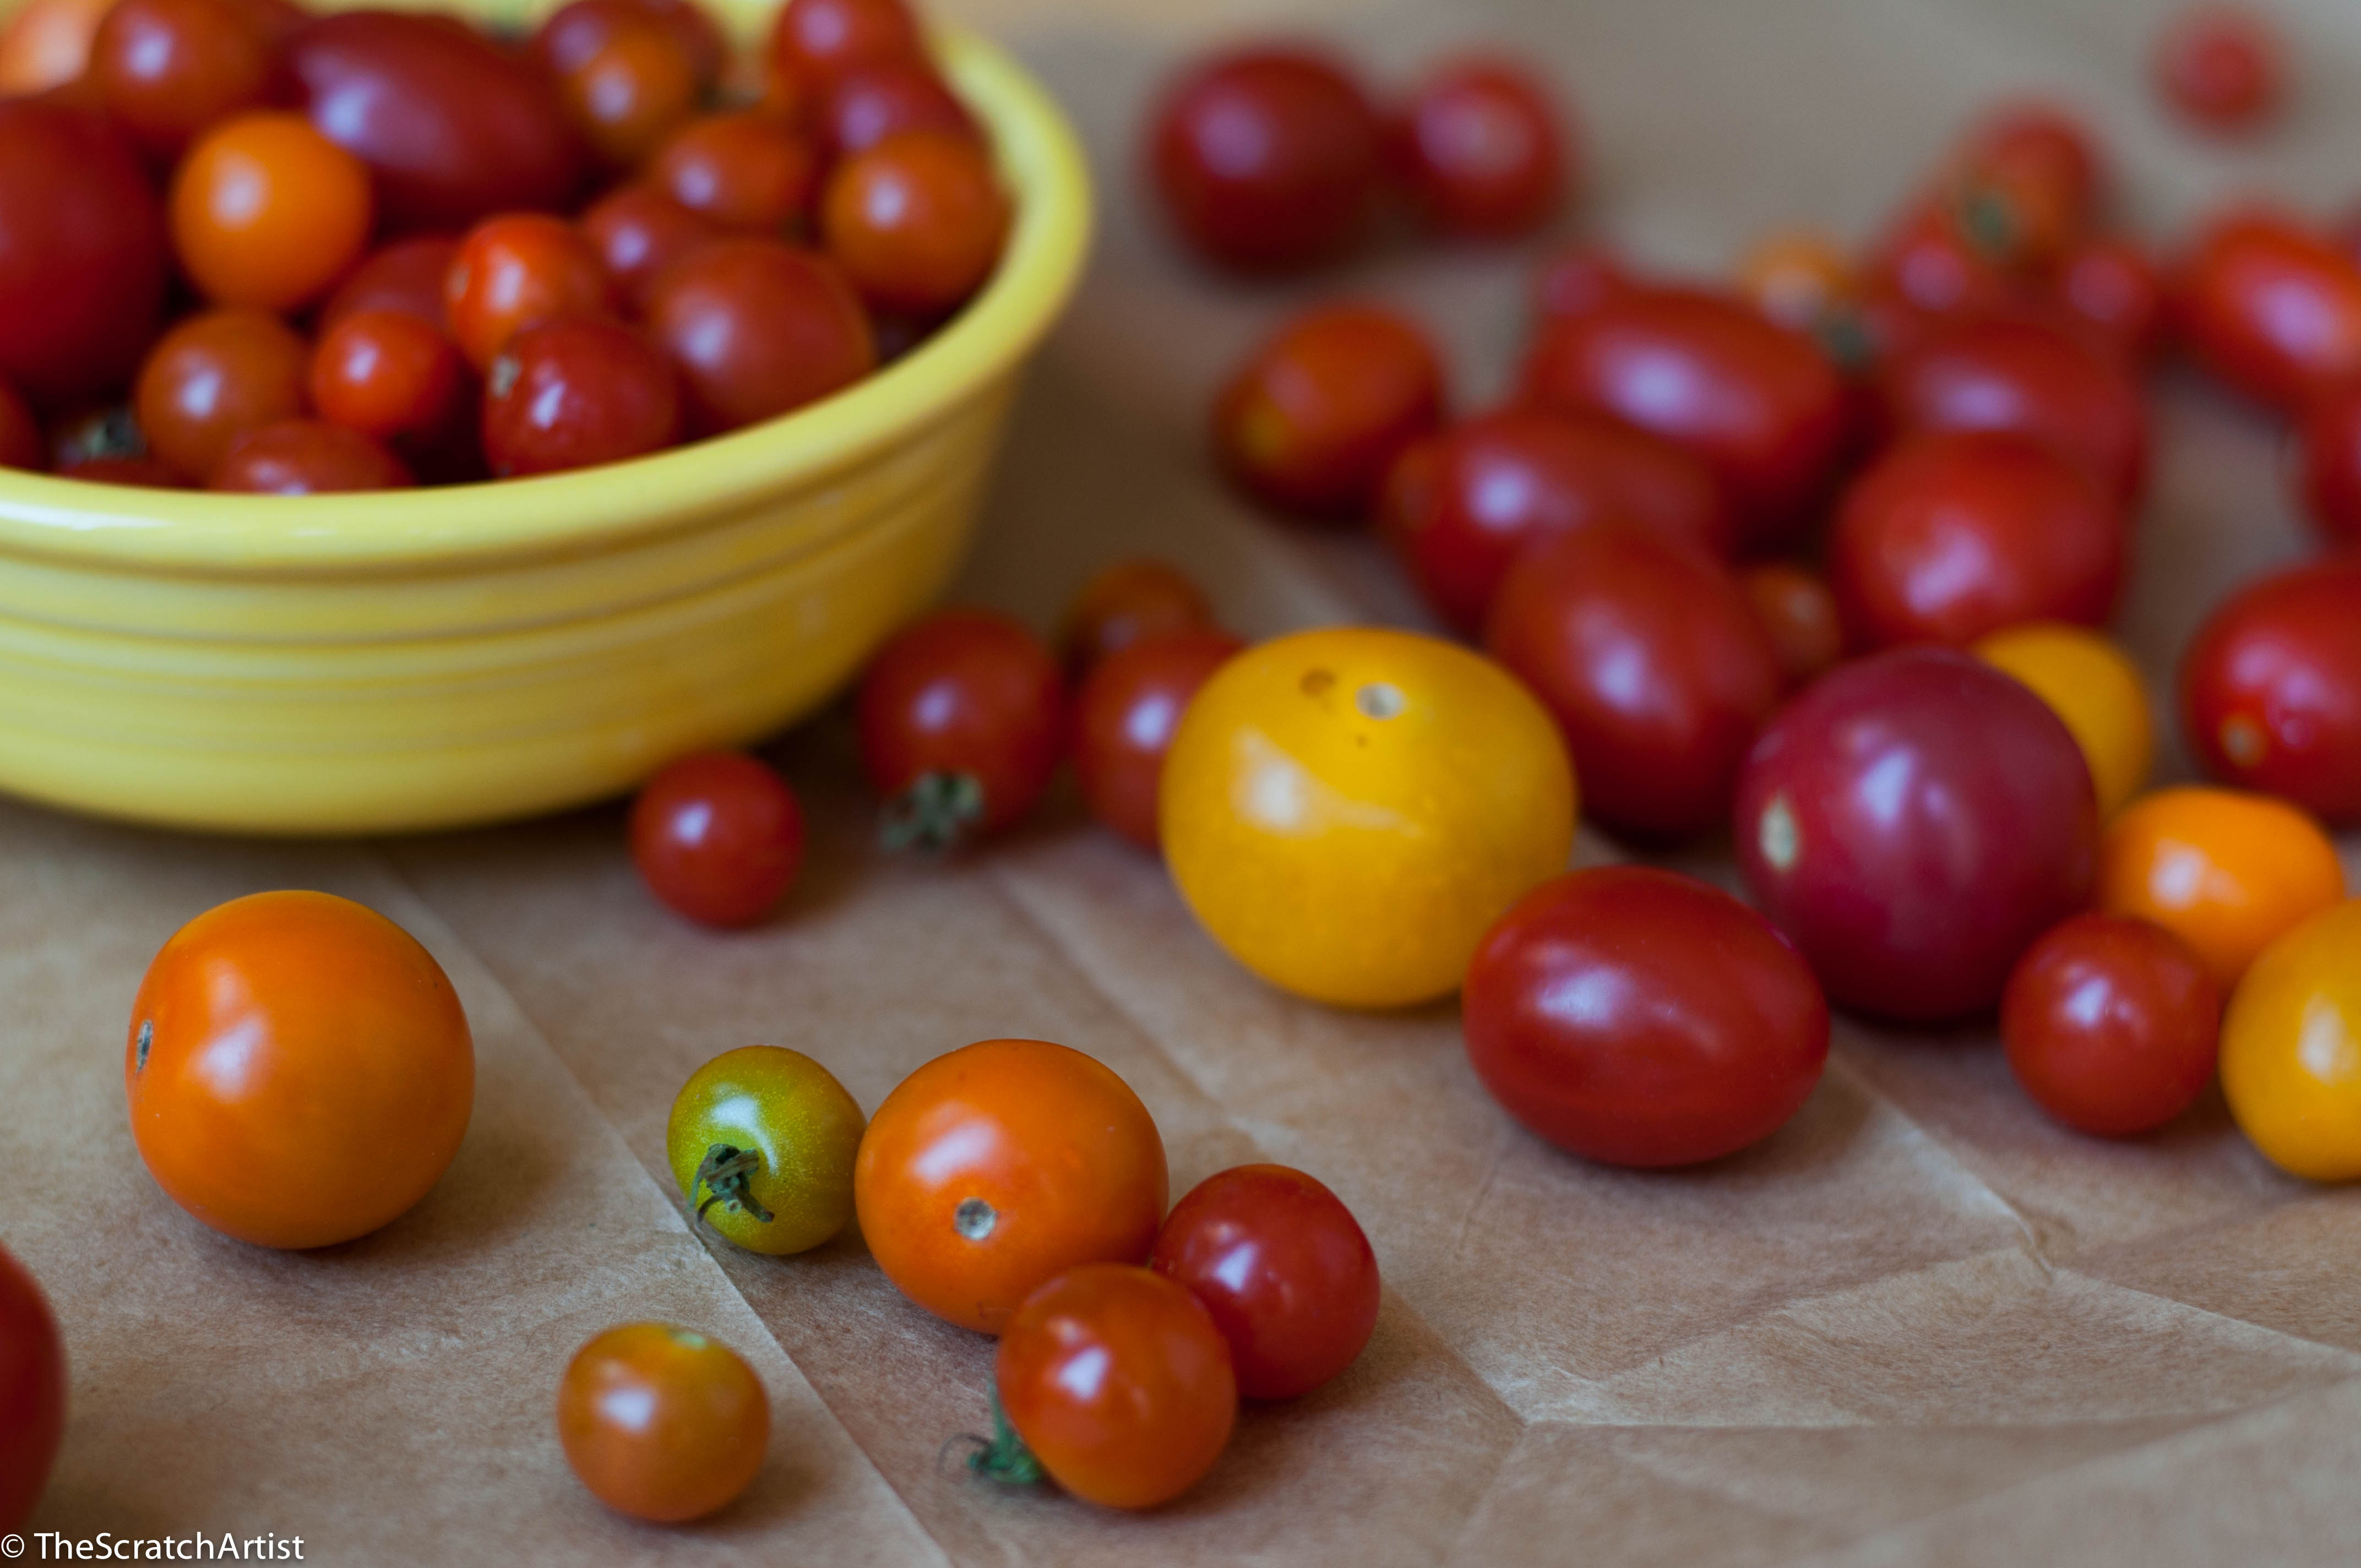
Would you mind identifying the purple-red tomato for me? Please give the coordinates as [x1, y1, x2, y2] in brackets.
[2179, 556, 2361, 823]
[628, 749, 806, 928]
[2001, 912, 2222, 1137]
[1073, 628, 1243, 852]
[0, 1239, 64, 1533]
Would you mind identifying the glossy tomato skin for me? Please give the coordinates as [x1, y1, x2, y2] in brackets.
[445, 214, 615, 372]
[1386, 57, 1569, 239]
[311, 309, 463, 445]
[547, 6, 701, 168]
[2002, 913, 2221, 1137]
[1058, 558, 1215, 674]
[1464, 866, 1829, 1166]
[1519, 285, 1849, 554]
[0, 101, 169, 405]
[767, 0, 923, 96]
[855, 608, 1064, 847]
[822, 129, 1009, 314]
[558, 1322, 768, 1523]
[211, 420, 414, 493]
[819, 63, 977, 159]
[2180, 557, 2361, 822]
[2058, 236, 2167, 360]
[1486, 525, 1781, 842]
[1829, 431, 2125, 651]
[0, 1240, 64, 1533]
[1742, 562, 1844, 690]
[2156, 7, 2281, 130]
[666, 1046, 863, 1255]
[126, 890, 475, 1249]
[1149, 46, 1381, 273]
[1734, 647, 2100, 1021]
[581, 183, 725, 309]
[1379, 407, 1733, 633]
[320, 236, 460, 330]
[90, 0, 275, 159]
[628, 750, 806, 928]
[2296, 382, 2361, 546]
[644, 238, 875, 434]
[1073, 628, 1243, 851]
[0, 0, 115, 97]
[997, 1265, 1234, 1510]
[133, 308, 310, 482]
[2178, 211, 2361, 410]
[535, 0, 725, 92]
[2220, 899, 2361, 1181]
[173, 111, 376, 314]
[482, 317, 681, 477]
[855, 1039, 1168, 1335]
[651, 111, 820, 236]
[1148, 1164, 1378, 1400]
[1976, 622, 2156, 818]
[1214, 303, 1444, 519]
[2097, 786, 2344, 988]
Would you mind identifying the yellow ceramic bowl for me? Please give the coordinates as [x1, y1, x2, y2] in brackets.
[0, 2, 1090, 835]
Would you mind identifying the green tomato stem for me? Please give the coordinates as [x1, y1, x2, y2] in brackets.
[966, 1386, 1046, 1489]
[693, 1144, 775, 1226]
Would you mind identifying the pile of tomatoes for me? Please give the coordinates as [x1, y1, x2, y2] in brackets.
[0, 0, 1007, 491]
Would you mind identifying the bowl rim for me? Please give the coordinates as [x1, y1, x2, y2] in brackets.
[0, 24, 1092, 575]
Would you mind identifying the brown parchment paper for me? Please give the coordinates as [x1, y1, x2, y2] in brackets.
[9, 0, 2361, 1562]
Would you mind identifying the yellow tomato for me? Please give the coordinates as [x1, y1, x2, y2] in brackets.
[1159, 626, 1576, 1009]
[2096, 786, 2344, 988]
[2222, 899, 2361, 1182]
[1974, 622, 2154, 817]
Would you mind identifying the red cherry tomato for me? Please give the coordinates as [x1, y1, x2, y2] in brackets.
[1378, 407, 1733, 633]
[482, 317, 681, 478]
[2295, 381, 2361, 546]
[133, 307, 310, 482]
[2055, 236, 2167, 360]
[2157, 7, 2281, 130]
[89, 0, 273, 159]
[1148, 1164, 1378, 1401]
[1213, 302, 1443, 519]
[1073, 628, 1242, 851]
[0, 1240, 64, 1532]
[818, 63, 977, 159]
[311, 310, 464, 445]
[1464, 865, 1829, 1166]
[2002, 912, 2222, 1137]
[1058, 558, 1216, 675]
[557, 1322, 768, 1524]
[2178, 209, 2361, 410]
[549, 6, 701, 169]
[1734, 647, 2099, 1020]
[580, 183, 723, 309]
[0, 378, 38, 471]
[1862, 195, 2030, 323]
[2180, 556, 2361, 823]
[766, 0, 924, 96]
[1741, 561, 1843, 690]
[643, 238, 875, 434]
[856, 608, 1064, 848]
[1519, 284, 1848, 554]
[212, 420, 414, 493]
[629, 750, 806, 928]
[535, 0, 724, 92]
[1386, 57, 1569, 239]
[1531, 242, 1629, 322]
[320, 236, 461, 330]
[1949, 102, 2102, 270]
[1829, 431, 2125, 651]
[822, 129, 1008, 315]
[445, 214, 616, 372]
[1149, 46, 1381, 273]
[651, 111, 821, 236]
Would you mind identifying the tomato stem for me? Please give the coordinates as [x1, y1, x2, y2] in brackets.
[880, 771, 986, 852]
[964, 1386, 1046, 1489]
[692, 1144, 775, 1227]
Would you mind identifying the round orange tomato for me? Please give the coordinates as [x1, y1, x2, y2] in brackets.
[171, 111, 374, 312]
[2095, 786, 2344, 988]
[1974, 622, 2155, 818]
[558, 1322, 768, 1523]
[125, 890, 475, 1249]
[2221, 899, 2361, 1182]
[853, 1038, 1167, 1335]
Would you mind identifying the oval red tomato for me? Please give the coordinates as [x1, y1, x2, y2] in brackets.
[2180, 556, 2361, 823]
[1213, 302, 1443, 519]
[2178, 209, 2361, 410]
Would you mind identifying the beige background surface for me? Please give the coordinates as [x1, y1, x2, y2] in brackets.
[8, 0, 2361, 1562]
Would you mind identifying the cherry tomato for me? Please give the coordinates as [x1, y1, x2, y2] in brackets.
[311, 310, 463, 445]
[2157, 7, 2281, 130]
[483, 317, 681, 478]
[0, 101, 170, 405]
[0, 0, 115, 96]
[0, 378, 38, 471]
[2057, 236, 2167, 360]
[62, 456, 188, 488]
[822, 129, 1008, 314]
[854, 607, 1063, 848]
[289, 10, 588, 231]
[1738, 230, 1858, 335]
[212, 420, 414, 493]
[1073, 628, 1242, 851]
[2295, 381, 2361, 546]
[2096, 785, 2344, 988]
[1386, 57, 1569, 239]
[628, 750, 806, 928]
[133, 307, 310, 482]
[90, 0, 274, 159]
[1379, 407, 1733, 633]
[1520, 284, 1848, 554]
[1213, 303, 1444, 519]
[1974, 622, 2155, 818]
[2003, 913, 2222, 1137]
[535, 0, 724, 94]
[855, 1037, 1168, 1335]
[652, 111, 822, 238]
[2180, 556, 2361, 821]
[766, 0, 924, 96]
[0, 1240, 63, 1533]
[581, 183, 725, 309]
[2220, 898, 2361, 1181]
[1149, 46, 1381, 273]
[2178, 210, 2361, 410]
[1058, 557, 1216, 674]
[643, 238, 875, 433]
[172, 111, 374, 313]
[1531, 242, 1629, 322]
[1829, 432, 2125, 650]
[1735, 647, 2099, 1020]
[1948, 103, 2102, 270]
[1742, 561, 1843, 690]
[126, 890, 475, 1249]
[1486, 524, 1781, 842]
[320, 236, 461, 330]
[666, 1046, 863, 1255]
[818, 63, 978, 159]
[1149, 1164, 1378, 1401]
[558, 1322, 768, 1523]
[1161, 627, 1575, 1008]
[550, 7, 701, 169]
[1862, 194, 2029, 323]
[445, 214, 616, 372]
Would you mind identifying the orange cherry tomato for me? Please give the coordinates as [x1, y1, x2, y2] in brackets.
[445, 214, 616, 373]
[124, 890, 475, 1250]
[853, 1038, 1167, 1335]
[2221, 899, 2361, 1182]
[2096, 786, 2345, 988]
[171, 112, 375, 313]
[821, 128, 1009, 314]
[558, 1322, 768, 1523]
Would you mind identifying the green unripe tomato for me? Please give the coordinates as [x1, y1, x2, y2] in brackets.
[667, 1046, 866, 1255]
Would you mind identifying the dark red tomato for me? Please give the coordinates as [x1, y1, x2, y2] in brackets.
[1531, 242, 1629, 322]
[1519, 285, 1849, 554]
[1378, 407, 1733, 633]
[1073, 628, 1243, 851]
[550, 7, 701, 168]
[0, 378, 37, 470]
[1486, 524, 1781, 841]
[856, 607, 1064, 848]
[1386, 58, 1568, 240]
[0, 1239, 64, 1533]
[288, 10, 589, 231]
[2002, 912, 2222, 1137]
[643, 238, 875, 433]
[1149, 46, 1382, 274]
[319, 236, 460, 330]
[1213, 302, 1443, 519]
[1734, 646, 2099, 1020]
[2298, 382, 2361, 546]
[2178, 210, 2361, 410]
[1741, 561, 1843, 690]
[818, 63, 977, 159]
[483, 317, 681, 478]
[133, 307, 309, 481]
[1876, 313, 2148, 502]
[628, 749, 806, 927]
[2056, 236, 2167, 360]
[651, 111, 821, 236]
[766, 0, 924, 97]
[90, 0, 274, 158]
[2180, 556, 2361, 823]
[2156, 7, 2281, 130]
[1463, 865, 1830, 1166]
[535, 0, 724, 91]
[1059, 558, 1216, 674]
[62, 455, 187, 487]
[0, 101, 170, 405]
[211, 420, 414, 492]
[445, 213, 616, 372]
[1148, 1164, 1378, 1400]
[311, 309, 462, 444]
[581, 183, 723, 308]
[1828, 431, 2124, 650]
[822, 129, 1008, 314]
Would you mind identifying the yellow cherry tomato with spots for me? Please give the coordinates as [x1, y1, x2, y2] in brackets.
[2222, 899, 2361, 1182]
[1159, 626, 1576, 1009]
[2096, 786, 2344, 989]
[667, 1046, 866, 1255]
[1975, 622, 2155, 818]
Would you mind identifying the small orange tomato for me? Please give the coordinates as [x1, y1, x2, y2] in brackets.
[125, 890, 475, 1250]
[854, 1038, 1167, 1335]
[2096, 786, 2345, 988]
[1975, 622, 2155, 818]
[558, 1322, 768, 1523]
[171, 112, 374, 312]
